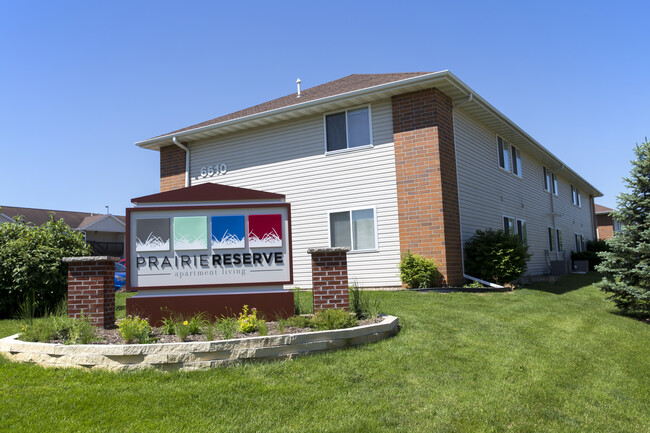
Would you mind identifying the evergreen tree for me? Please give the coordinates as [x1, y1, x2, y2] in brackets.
[596, 139, 650, 314]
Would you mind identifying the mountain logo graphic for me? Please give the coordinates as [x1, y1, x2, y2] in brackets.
[211, 215, 246, 249]
[248, 214, 282, 248]
[135, 218, 170, 252]
[173, 216, 208, 250]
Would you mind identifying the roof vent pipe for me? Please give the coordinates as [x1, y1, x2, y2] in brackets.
[172, 136, 191, 187]
[296, 78, 301, 97]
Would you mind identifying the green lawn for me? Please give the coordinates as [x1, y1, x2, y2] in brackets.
[1, 273, 648, 432]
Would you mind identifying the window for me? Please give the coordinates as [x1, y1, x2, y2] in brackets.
[511, 145, 522, 176]
[503, 216, 527, 243]
[329, 208, 376, 251]
[575, 233, 585, 252]
[517, 219, 528, 243]
[543, 166, 551, 192]
[552, 173, 558, 195]
[325, 107, 371, 152]
[548, 227, 556, 252]
[571, 185, 582, 207]
[556, 229, 563, 251]
[497, 136, 521, 176]
[503, 216, 515, 234]
[497, 137, 510, 171]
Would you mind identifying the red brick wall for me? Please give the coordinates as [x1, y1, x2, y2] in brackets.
[392, 88, 464, 286]
[596, 214, 614, 240]
[160, 145, 186, 192]
[65, 258, 116, 328]
[309, 249, 350, 311]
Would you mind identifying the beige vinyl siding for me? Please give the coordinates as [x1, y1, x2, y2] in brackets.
[454, 109, 595, 276]
[189, 99, 401, 288]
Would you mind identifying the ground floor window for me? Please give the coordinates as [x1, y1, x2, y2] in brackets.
[575, 233, 585, 252]
[503, 216, 527, 243]
[329, 208, 376, 251]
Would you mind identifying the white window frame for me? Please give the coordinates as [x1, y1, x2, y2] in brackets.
[552, 173, 559, 196]
[324, 105, 374, 155]
[571, 185, 582, 207]
[497, 136, 522, 177]
[327, 206, 378, 253]
[511, 145, 522, 177]
[548, 226, 556, 252]
[497, 136, 510, 172]
[517, 219, 528, 244]
[503, 215, 527, 243]
[543, 166, 551, 192]
[556, 228, 563, 251]
[503, 215, 515, 235]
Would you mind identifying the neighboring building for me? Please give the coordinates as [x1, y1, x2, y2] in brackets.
[594, 204, 621, 240]
[0, 206, 126, 257]
[135, 71, 602, 287]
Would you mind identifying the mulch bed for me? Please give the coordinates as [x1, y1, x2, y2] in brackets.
[46, 318, 379, 345]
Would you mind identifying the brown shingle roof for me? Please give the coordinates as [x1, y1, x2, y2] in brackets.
[0, 205, 124, 228]
[154, 73, 434, 138]
[594, 204, 614, 214]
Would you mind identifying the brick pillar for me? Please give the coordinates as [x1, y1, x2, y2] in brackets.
[392, 88, 464, 286]
[308, 247, 350, 311]
[63, 256, 119, 328]
[160, 145, 186, 192]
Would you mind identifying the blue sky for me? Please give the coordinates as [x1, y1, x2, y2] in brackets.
[1, 0, 648, 215]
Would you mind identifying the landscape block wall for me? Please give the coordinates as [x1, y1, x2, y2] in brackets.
[392, 88, 464, 286]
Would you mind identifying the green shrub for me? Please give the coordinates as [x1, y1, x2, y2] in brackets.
[19, 313, 98, 344]
[464, 229, 531, 286]
[237, 305, 263, 333]
[0, 215, 91, 318]
[188, 313, 208, 335]
[572, 240, 610, 271]
[463, 280, 485, 289]
[399, 250, 443, 289]
[276, 318, 288, 333]
[202, 322, 216, 341]
[216, 316, 238, 340]
[310, 309, 357, 330]
[118, 316, 153, 344]
[174, 319, 191, 341]
[349, 284, 381, 319]
[286, 315, 312, 329]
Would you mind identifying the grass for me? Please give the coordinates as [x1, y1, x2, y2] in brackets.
[0, 273, 648, 432]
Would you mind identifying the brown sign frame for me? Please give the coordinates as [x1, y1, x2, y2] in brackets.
[126, 203, 293, 291]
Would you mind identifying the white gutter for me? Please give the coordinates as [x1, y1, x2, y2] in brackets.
[135, 71, 601, 197]
[172, 136, 190, 187]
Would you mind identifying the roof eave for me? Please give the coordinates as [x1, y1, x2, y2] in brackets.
[135, 71, 602, 198]
[135, 71, 456, 150]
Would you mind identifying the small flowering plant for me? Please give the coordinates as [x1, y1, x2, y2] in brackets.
[237, 305, 262, 333]
[175, 320, 191, 341]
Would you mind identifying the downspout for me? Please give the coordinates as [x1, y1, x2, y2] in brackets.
[551, 164, 565, 261]
[451, 95, 473, 282]
[172, 136, 190, 187]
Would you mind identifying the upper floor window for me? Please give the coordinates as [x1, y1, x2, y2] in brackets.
[325, 107, 372, 152]
[543, 166, 551, 192]
[571, 185, 582, 207]
[497, 136, 521, 177]
[330, 208, 376, 251]
[552, 173, 558, 195]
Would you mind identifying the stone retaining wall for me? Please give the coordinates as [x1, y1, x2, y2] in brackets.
[0, 315, 398, 372]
